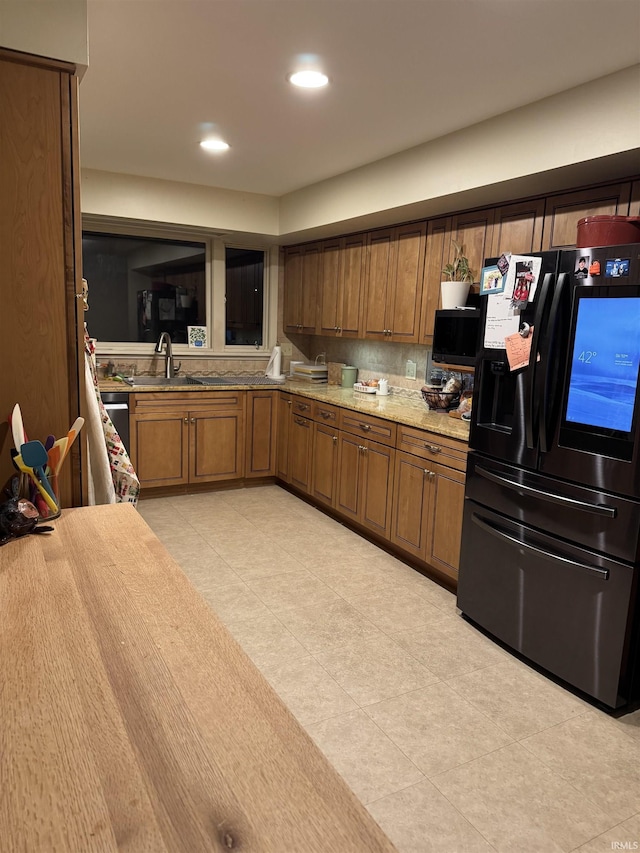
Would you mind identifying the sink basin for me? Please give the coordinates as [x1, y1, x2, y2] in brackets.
[123, 375, 284, 387]
[123, 376, 200, 386]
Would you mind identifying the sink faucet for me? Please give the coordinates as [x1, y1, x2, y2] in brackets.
[155, 332, 180, 378]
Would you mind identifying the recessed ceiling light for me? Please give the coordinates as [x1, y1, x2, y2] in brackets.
[288, 70, 329, 89]
[200, 139, 230, 152]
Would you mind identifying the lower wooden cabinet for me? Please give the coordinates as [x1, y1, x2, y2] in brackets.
[392, 426, 467, 582]
[391, 450, 465, 582]
[289, 413, 313, 493]
[312, 422, 339, 507]
[336, 432, 395, 538]
[131, 392, 245, 489]
[275, 392, 469, 585]
[245, 390, 277, 478]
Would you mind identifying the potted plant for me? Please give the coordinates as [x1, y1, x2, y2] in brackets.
[441, 241, 474, 309]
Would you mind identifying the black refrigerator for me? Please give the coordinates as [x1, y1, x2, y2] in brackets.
[457, 243, 640, 709]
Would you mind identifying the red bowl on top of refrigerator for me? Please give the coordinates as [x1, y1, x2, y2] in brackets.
[576, 215, 640, 248]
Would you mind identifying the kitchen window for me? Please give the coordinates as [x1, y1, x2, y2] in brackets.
[81, 221, 275, 356]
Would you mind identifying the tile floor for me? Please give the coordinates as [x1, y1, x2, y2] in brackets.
[138, 485, 640, 853]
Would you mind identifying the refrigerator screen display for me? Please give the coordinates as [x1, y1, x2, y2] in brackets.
[565, 296, 640, 433]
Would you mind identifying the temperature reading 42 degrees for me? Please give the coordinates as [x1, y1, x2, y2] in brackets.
[578, 350, 597, 363]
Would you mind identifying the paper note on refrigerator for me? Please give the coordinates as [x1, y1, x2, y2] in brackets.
[483, 292, 520, 349]
[505, 328, 536, 371]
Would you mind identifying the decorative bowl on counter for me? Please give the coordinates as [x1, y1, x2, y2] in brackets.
[421, 385, 460, 411]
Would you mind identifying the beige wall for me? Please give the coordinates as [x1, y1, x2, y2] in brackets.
[80, 64, 640, 242]
[81, 170, 280, 239]
[278, 65, 640, 238]
[0, 0, 88, 71]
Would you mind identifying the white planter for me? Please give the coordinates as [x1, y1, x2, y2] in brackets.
[440, 280, 470, 310]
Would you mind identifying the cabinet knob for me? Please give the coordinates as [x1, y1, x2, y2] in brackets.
[428, 471, 436, 479]
[337, 327, 342, 333]
[334, 326, 339, 331]
[190, 417, 196, 424]
[287, 400, 292, 406]
[425, 444, 441, 453]
[183, 417, 188, 423]
[332, 435, 338, 444]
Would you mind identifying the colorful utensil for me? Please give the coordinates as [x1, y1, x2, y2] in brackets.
[13, 452, 58, 514]
[10, 403, 26, 450]
[20, 440, 59, 510]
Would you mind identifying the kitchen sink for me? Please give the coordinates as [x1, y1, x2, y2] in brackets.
[123, 375, 284, 387]
[123, 376, 202, 386]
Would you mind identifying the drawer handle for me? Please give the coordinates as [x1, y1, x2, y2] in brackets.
[294, 417, 309, 427]
[425, 444, 441, 453]
[360, 423, 371, 432]
[319, 410, 332, 419]
[298, 403, 310, 411]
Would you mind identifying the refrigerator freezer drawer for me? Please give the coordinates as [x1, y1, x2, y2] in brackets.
[466, 453, 640, 564]
[457, 502, 638, 708]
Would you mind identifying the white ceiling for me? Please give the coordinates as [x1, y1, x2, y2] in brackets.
[79, 0, 640, 198]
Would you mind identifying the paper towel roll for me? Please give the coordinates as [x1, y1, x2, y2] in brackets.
[265, 345, 282, 378]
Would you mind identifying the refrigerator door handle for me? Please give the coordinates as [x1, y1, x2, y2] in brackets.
[539, 272, 569, 453]
[524, 272, 555, 450]
[471, 512, 610, 579]
[475, 465, 618, 517]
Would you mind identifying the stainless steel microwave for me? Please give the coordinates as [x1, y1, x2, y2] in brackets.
[432, 308, 480, 366]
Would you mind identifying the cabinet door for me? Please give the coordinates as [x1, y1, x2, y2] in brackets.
[301, 244, 321, 333]
[289, 414, 312, 493]
[450, 209, 495, 288]
[283, 246, 303, 333]
[132, 411, 189, 487]
[426, 462, 466, 583]
[339, 233, 366, 337]
[389, 222, 425, 343]
[360, 440, 395, 539]
[391, 451, 430, 560]
[317, 239, 342, 336]
[419, 217, 451, 342]
[336, 432, 362, 522]
[190, 409, 244, 483]
[312, 423, 339, 508]
[541, 183, 632, 250]
[363, 228, 394, 338]
[276, 394, 292, 481]
[245, 391, 276, 478]
[490, 198, 545, 256]
[0, 54, 83, 507]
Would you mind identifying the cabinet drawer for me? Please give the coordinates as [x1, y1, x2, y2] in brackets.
[312, 400, 339, 425]
[339, 410, 397, 447]
[132, 391, 244, 413]
[291, 396, 313, 417]
[397, 425, 467, 472]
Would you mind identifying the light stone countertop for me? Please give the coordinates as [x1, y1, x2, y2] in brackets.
[99, 378, 470, 443]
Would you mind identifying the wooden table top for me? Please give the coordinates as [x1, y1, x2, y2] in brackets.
[1, 504, 397, 852]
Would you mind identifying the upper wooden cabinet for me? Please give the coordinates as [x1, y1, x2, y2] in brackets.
[419, 217, 452, 343]
[283, 243, 320, 334]
[317, 234, 366, 337]
[541, 183, 632, 250]
[362, 222, 426, 342]
[490, 198, 545, 257]
[448, 209, 495, 288]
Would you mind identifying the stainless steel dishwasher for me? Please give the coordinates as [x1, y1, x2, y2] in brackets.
[100, 391, 130, 455]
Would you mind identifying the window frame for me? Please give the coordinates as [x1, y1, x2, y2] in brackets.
[81, 216, 277, 359]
